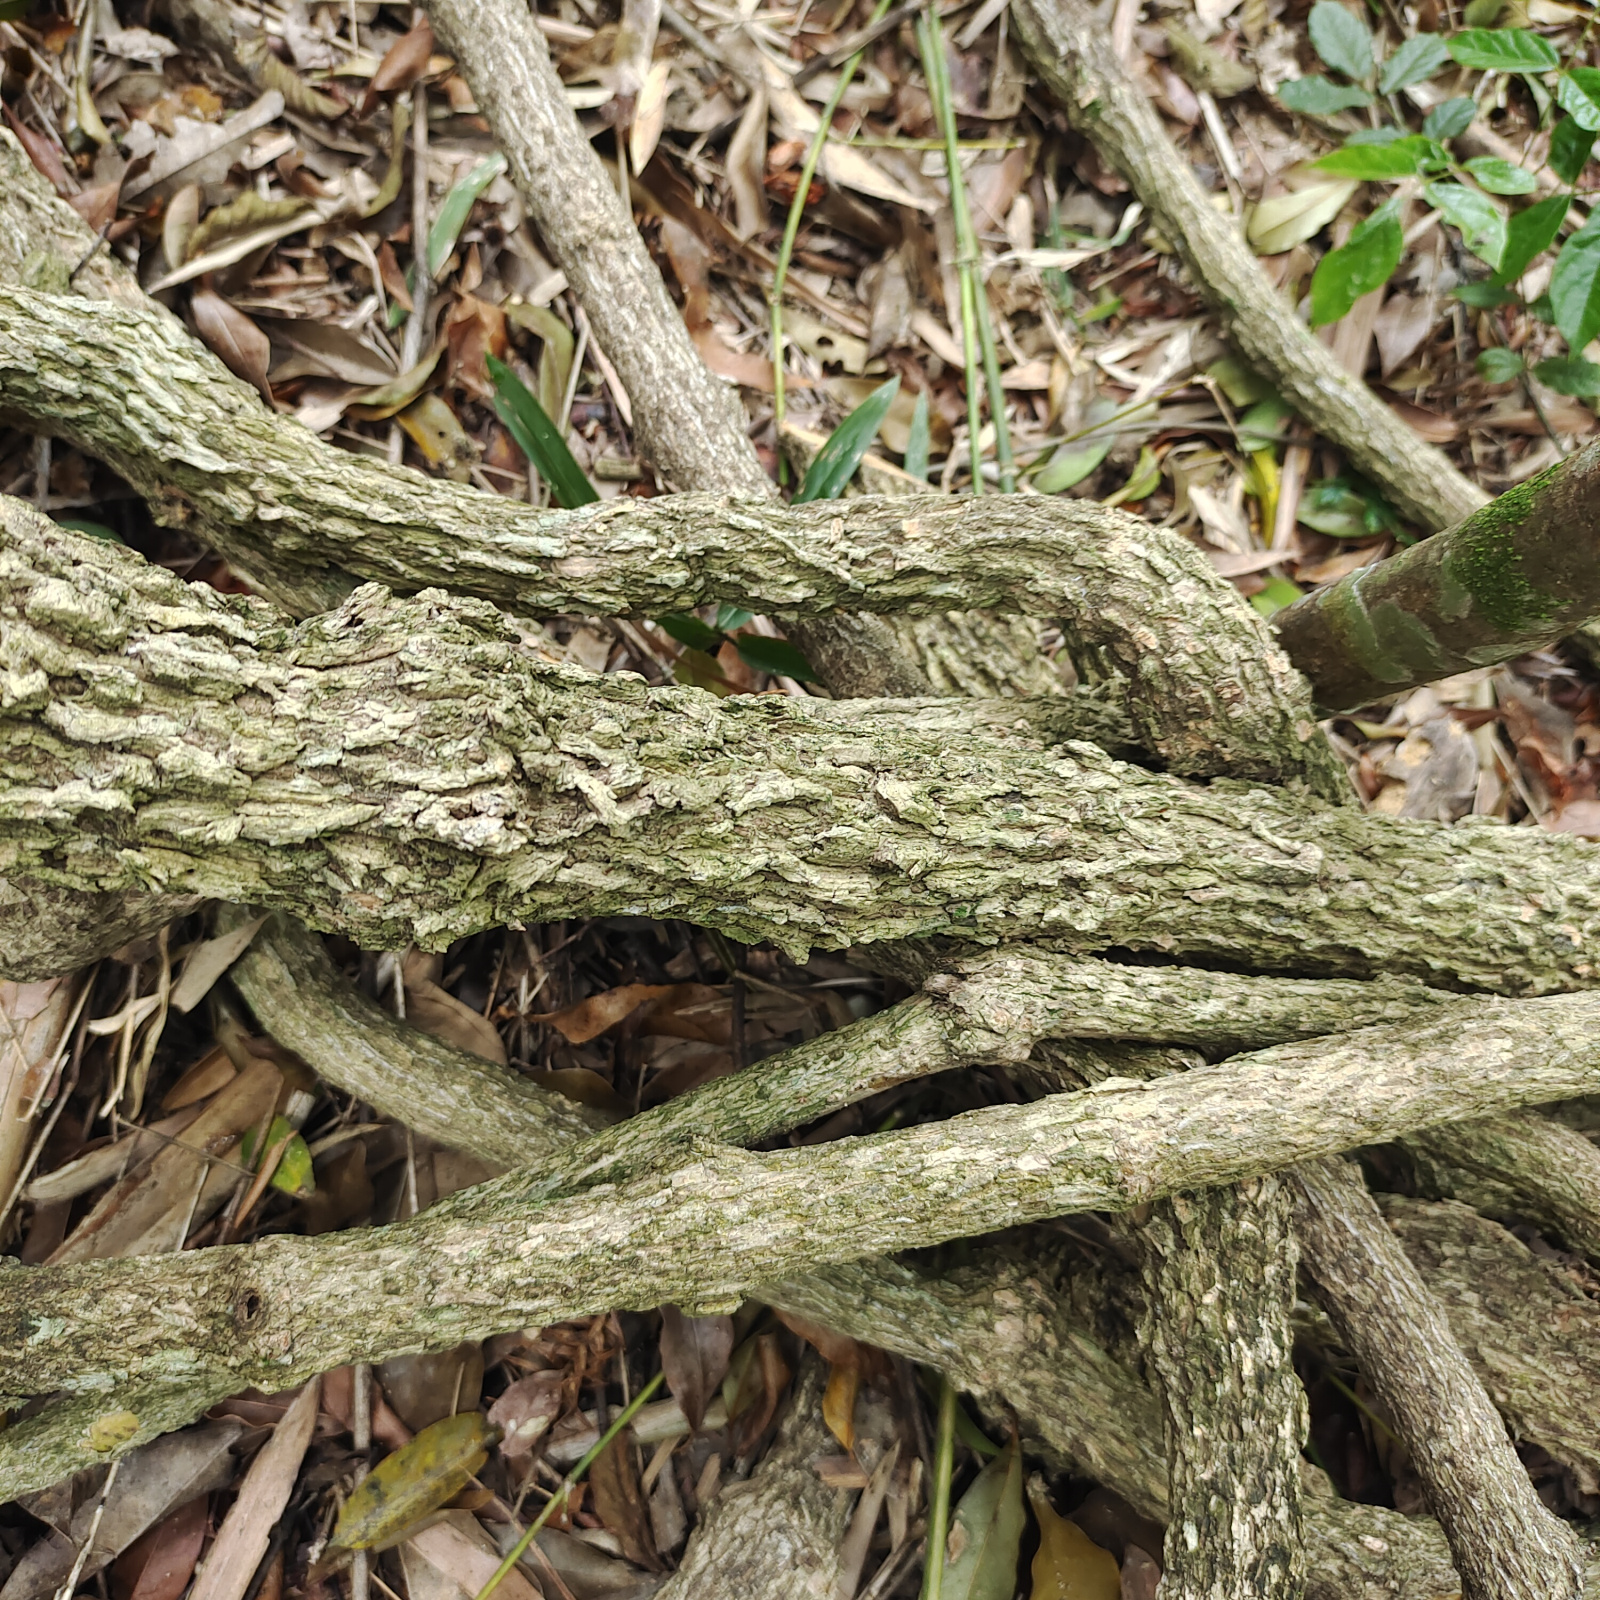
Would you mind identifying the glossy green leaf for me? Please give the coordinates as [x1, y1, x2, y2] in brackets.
[1424, 180, 1507, 268]
[1237, 394, 1295, 452]
[487, 353, 598, 509]
[1557, 68, 1600, 129]
[1314, 135, 1446, 178]
[794, 376, 901, 504]
[239, 1115, 313, 1196]
[714, 604, 755, 632]
[1551, 213, 1600, 351]
[1447, 27, 1558, 72]
[1102, 444, 1162, 506]
[1474, 346, 1525, 381]
[1035, 434, 1114, 493]
[1422, 96, 1476, 140]
[1462, 156, 1538, 195]
[427, 152, 508, 277]
[1495, 191, 1569, 286]
[655, 613, 725, 652]
[1027, 1482, 1120, 1600]
[939, 1439, 1025, 1600]
[1532, 353, 1600, 395]
[332, 1413, 498, 1552]
[733, 634, 819, 682]
[1550, 115, 1597, 183]
[1299, 476, 1401, 538]
[1250, 576, 1304, 617]
[1308, 0, 1373, 80]
[903, 388, 931, 481]
[1379, 33, 1451, 93]
[1310, 199, 1403, 327]
[1279, 75, 1374, 113]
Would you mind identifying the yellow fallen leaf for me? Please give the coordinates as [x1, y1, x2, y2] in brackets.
[1027, 1480, 1120, 1600]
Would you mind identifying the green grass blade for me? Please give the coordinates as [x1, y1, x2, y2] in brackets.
[428, 152, 508, 278]
[903, 389, 931, 480]
[794, 376, 900, 503]
[487, 354, 598, 508]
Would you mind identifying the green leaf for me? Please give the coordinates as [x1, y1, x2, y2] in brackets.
[1310, 199, 1403, 327]
[655, 612, 726, 652]
[427, 152, 508, 278]
[1494, 190, 1568, 285]
[1237, 395, 1295, 452]
[1379, 33, 1451, 93]
[1462, 156, 1538, 195]
[1463, 0, 1504, 21]
[940, 1439, 1025, 1600]
[1314, 135, 1446, 178]
[794, 376, 900, 504]
[1551, 117, 1597, 185]
[1557, 68, 1600, 130]
[53, 517, 122, 543]
[1453, 280, 1518, 306]
[332, 1414, 497, 1553]
[1447, 27, 1558, 72]
[1533, 353, 1600, 394]
[1474, 346, 1525, 381]
[1300, 476, 1402, 538]
[0, 0, 31, 19]
[487, 354, 598, 508]
[1027, 1482, 1120, 1600]
[714, 604, 754, 632]
[1250, 576, 1304, 617]
[903, 388, 931, 481]
[1422, 96, 1477, 140]
[1309, 0, 1373, 80]
[1551, 213, 1600, 351]
[1206, 356, 1274, 406]
[1102, 444, 1163, 506]
[733, 634, 819, 682]
[1424, 180, 1507, 268]
[1279, 75, 1374, 113]
[240, 1115, 315, 1198]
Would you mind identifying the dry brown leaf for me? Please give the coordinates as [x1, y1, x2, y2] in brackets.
[401, 952, 507, 1065]
[629, 57, 672, 175]
[657, 1307, 733, 1432]
[322, 1364, 413, 1450]
[69, 179, 121, 233]
[400, 1513, 543, 1600]
[115, 1494, 208, 1600]
[26, 1106, 204, 1206]
[162, 184, 202, 273]
[188, 1382, 319, 1600]
[487, 1370, 566, 1457]
[378, 1344, 485, 1433]
[237, 34, 347, 119]
[2, 102, 74, 196]
[0, 1424, 242, 1600]
[190, 284, 272, 396]
[161, 1045, 238, 1112]
[170, 916, 268, 1014]
[362, 17, 436, 116]
[533, 983, 675, 1044]
[588, 1426, 663, 1571]
[724, 86, 769, 241]
[50, 1057, 282, 1263]
[822, 1361, 859, 1453]
[0, 973, 82, 1210]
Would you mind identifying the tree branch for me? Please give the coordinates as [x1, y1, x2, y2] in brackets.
[1010, 0, 1485, 535]
[8, 504, 1600, 985]
[1292, 1158, 1585, 1599]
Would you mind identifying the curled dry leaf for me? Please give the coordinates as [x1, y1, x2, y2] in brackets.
[724, 86, 769, 240]
[2, 102, 74, 196]
[822, 1360, 859, 1453]
[0, 972, 82, 1208]
[361, 17, 436, 117]
[588, 1425, 664, 1572]
[657, 1306, 734, 1431]
[401, 952, 507, 1065]
[68, 179, 121, 234]
[162, 184, 201, 273]
[533, 983, 675, 1044]
[488, 1370, 566, 1457]
[629, 57, 672, 176]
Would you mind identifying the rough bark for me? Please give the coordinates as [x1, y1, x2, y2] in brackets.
[9, 980, 1600, 1399]
[1292, 1157, 1585, 1600]
[1379, 1194, 1600, 1492]
[223, 913, 606, 1170]
[1010, 0, 1485, 536]
[1407, 1108, 1600, 1261]
[0, 290, 1335, 792]
[1139, 1177, 1305, 1600]
[653, 1354, 850, 1600]
[12, 505, 1600, 984]
[1275, 441, 1600, 710]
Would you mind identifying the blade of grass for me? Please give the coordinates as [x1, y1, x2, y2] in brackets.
[487, 354, 598, 508]
[770, 0, 897, 476]
[474, 1371, 666, 1600]
[904, 389, 931, 480]
[795, 375, 901, 502]
[919, 1373, 958, 1600]
[918, 9, 1015, 493]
